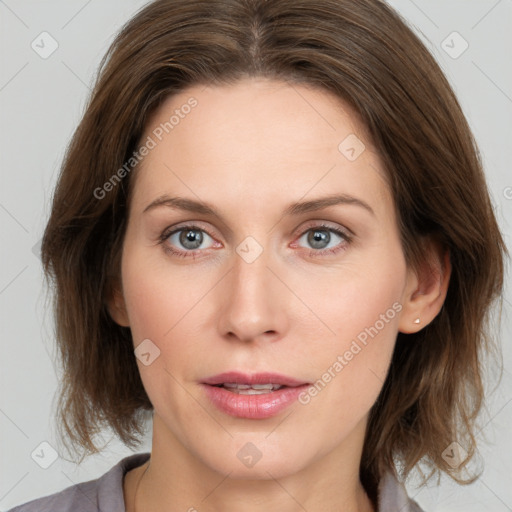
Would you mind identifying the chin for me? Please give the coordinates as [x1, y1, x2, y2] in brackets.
[195, 434, 313, 480]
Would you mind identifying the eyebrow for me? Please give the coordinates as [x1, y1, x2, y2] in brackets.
[143, 193, 375, 218]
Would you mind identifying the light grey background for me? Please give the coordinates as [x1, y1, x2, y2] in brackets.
[0, 0, 511, 510]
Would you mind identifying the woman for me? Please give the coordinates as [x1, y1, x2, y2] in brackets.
[8, 0, 506, 511]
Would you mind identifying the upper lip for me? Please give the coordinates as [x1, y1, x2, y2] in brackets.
[201, 371, 309, 387]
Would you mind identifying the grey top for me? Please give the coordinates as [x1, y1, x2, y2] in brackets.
[7, 452, 424, 512]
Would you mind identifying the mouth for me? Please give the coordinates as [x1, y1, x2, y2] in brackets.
[201, 371, 311, 418]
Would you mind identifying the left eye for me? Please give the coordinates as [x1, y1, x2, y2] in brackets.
[297, 226, 347, 250]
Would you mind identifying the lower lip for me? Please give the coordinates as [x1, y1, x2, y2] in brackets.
[201, 384, 310, 419]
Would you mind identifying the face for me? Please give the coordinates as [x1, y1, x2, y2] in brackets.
[111, 78, 418, 480]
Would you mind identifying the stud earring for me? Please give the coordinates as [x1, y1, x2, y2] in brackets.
[413, 318, 420, 324]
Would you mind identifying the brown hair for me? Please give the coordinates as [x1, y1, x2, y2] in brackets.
[41, 0, 506, 501]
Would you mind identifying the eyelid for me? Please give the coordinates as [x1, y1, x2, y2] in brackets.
[159, 219, 351, 243]
[160, 221, 217, 239]
[294, 219, 353, 238]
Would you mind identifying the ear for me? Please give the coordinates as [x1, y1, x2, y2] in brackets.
[398, 238, 451, 334]
[105, 276, 130, 327]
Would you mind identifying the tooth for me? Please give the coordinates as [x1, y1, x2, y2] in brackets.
[222, 383, 277, 389]
[223, 383, 251, 389]
[221, 383, 284, 392]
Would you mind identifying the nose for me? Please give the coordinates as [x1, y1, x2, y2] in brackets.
[217, 242, 289, 344]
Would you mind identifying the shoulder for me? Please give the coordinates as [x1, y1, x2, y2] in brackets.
[6, 452, 151, 512]
[377, 470, 425, 512]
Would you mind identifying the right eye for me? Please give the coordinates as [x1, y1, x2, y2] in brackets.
[159, 224, 219, 258]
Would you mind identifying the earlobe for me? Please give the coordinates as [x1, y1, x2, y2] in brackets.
[106, 278, 130, 327]
[398, 241, 451, 334]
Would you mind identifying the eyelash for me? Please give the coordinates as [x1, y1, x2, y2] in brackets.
[157, 223, 352, 259]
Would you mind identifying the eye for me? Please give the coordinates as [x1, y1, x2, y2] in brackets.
[158, 222, 352, 259]
[293, 223, 351, 256]
[159, 225, 218, 258]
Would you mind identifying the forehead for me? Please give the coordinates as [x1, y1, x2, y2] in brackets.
[130, 78, 391, 218]
[145, 78, 372, 155]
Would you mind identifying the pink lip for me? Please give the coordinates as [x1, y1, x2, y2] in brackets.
[201, 371, 310, 419]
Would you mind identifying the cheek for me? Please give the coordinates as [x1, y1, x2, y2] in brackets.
[120, 242, 196, 342]
[119, 244, 216, 396]
[295, 255, 405, 406]
[299, 255, 405, 349]
[119, 251, 201, 414]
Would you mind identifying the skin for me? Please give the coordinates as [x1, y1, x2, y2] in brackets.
[108, 78, 450, 512]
